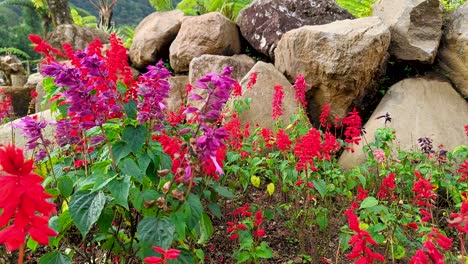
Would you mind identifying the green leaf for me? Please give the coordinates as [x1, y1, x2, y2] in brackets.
[58, 175, 74, 198]
[316, 213, 328, 232]
[208, 203, 222, 219]
[92, 174, 117, 192]
[122, 125, 147, 154]
[393, 244, 406, 260]
[255, 241, 272, 259]
[118, 158, 144, 183]
[27, 237, 38, 251]
[212, 184, 235, 199]
[198, 213, 213, 244]
[97, 205, 114, 232]
[312, 179, 328, 198]
[360, 197, 379, 209]
[69, 190, 106, 237]
[137, 217, 175, 256]
[237, 251, 252, 263]
[186, 194, 203, 226]
[112, 142, 132, 164]
[39, 251, 72, 264]
[107, 176, 131, 209]
[123, 100, 137, 119]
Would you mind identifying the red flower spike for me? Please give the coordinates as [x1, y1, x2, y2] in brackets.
[247, 72, 257, 90]
[294, 128, 322, 171]
[145, 246, 181, 264]
[0, 145, 57, 251]
[293, 74, 308, 107]
[272, 84, 284, 120]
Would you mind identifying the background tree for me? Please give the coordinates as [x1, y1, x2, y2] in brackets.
[46, 0, 73, 26]
[88, 0, 117, 30]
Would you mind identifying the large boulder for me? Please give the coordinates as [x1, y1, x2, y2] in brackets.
[236, 0, 353, 60]
[129, 10, 184, 70]
[437, 3, 468, 97]
[46, 24, 110, 53]
[275, 17, 390, 119]
[189, 54, 256, 84]
[231, 61, 301, 130]
[339, 78, 468, 170]
[169, 12, 242, 73]
[0, 55, 26, 86]
[373, 0, 443, 63]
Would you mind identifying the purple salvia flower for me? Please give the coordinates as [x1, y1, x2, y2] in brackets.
[189, 66, 236, 122]
[136, 61, 172, 129]
[13, 116, 49, 161]
[54, 118, 81, 147]
[195, 125, 228, 174]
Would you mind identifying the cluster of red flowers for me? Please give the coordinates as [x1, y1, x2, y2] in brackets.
[226, 203, 265, 241]
[0, 145, 57, 251]
[377, 172, 396, 201]
[342, 108, 362, 152]
[345, 202, 385, 264]
[294, 128, 322, 172]
[0, 89, 12, 123]
[412, 170, 437, 223]
[293, 74, 308, 107]
[272, 84, 284, 120]
[458, 160, 468, 183]
[410, 228, 452, 263]
[144, 246, 181, 264]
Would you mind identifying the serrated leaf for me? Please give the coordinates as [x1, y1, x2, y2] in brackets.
[198, 213, 213, 244]
[58, 175, 74, 198]
[237, 251, 252, 263]
[137, 217, 175, 256]
[255, 241, 273, 259]
[118, 158, 144, 183]
[111, 142, 132, 164]
[212, 185, 235, 199]
[69, 190, 106, 237]
[39, 251, 72, 264]
[312, 179, 327, 198]
[360, 197, 379, 209]
[122, 125, 147, 154]
[107, 176, 131, 209]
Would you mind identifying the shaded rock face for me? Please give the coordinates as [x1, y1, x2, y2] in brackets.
[189, 54, 256, 84]
[169, 12, 242, 73]
[338, 78, 468, 170]
[231, 62, 301, 130]
[46, 24, 110, 53]
[0, 86, 34, 117]
[438, 3, 468, 96]
[275, 17, 390, 120]
[0, 55, 25, 86]
[129, 10, 184, 70]
[167, 75, 189, 113]
[236, 0, 353, 60]
[373, 0, 443, 63]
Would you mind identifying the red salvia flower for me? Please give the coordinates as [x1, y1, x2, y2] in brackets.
[465, 125, 468, 137]
[144, 246, 181, 264]
[293, 74, 307, 107]
[294, 128, 322, 171]
[0, 145, 57, 251]
[377, 173, 396, 201]
[319, 103, 330, 129]
[410, 228, 452, 264]
[458, 160, 468, 182]
[260, 128, 275, 148]
[447, 196, 468, 234]
[272, 84, 284, 120]
[0, 90, 13, 123]
[412, 170, 437, 223]
[321, 132, 340, 160]
[202, 146, 226, 181]
[356, 186, 368, 202]
[232, 82, 242, 97]
[345, 202, 385, 264]
[247, 72, 257, 90]
[224, 114, 243, 151]
[105, 33, 135, 87]
[275, 129, 292, 151]
[342, 108, 362, 152]
[28, 34, 64, 63]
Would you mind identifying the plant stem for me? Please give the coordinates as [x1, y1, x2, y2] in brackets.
[100, 125, 118, 171]
[17, 243, 24, 264]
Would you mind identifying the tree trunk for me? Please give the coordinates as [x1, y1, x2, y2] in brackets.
[46, 0, 73, 26]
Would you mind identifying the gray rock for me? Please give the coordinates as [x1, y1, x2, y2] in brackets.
[275, 17, 390, 120]
[129, 10, 184, 70]
[169, 12, 242, 73]
[338, 78, 468, 170]
[236, 0, 353, 60]
[373, 0, 443, 63]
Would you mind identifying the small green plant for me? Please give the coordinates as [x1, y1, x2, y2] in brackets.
[336, 0, 377, 18]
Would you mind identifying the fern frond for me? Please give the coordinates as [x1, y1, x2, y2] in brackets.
[0, 47, 31, 59]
